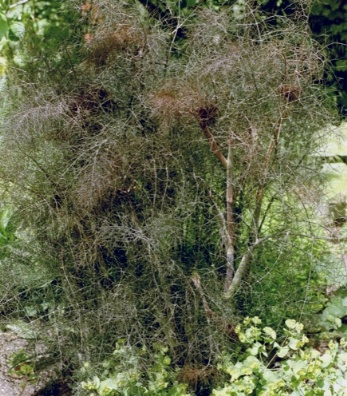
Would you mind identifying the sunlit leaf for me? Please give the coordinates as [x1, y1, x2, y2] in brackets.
[8, 21, 25, 41]
[320, 352, 333, 368]
[285, 319, 300, 331]
[263, 327, 276, 340]
[277, 346, 289, 358]
[288, 337, 300, 350]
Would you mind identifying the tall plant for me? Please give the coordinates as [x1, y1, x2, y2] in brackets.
[0, 0, 335, 381]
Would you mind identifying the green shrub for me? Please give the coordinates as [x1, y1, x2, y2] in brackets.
[213, 317, 347, 396]
[78, 341, 191, 396]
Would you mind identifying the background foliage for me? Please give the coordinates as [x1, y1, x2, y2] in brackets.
[257, 0, 347, 113]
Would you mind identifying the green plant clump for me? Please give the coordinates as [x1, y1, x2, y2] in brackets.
[78, 342, 191, 396]
[214, 317, 347, 396]
[78, 318, 347, 396]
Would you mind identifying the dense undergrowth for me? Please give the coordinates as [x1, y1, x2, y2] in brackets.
[0, 0, 343, 394]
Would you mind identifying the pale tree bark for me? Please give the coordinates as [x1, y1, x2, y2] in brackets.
[224, 140, 235, 293]
[223, 239, 262, 299]
[223, 102, 293, 299]
[198, 100, 292, 300]
[198, 121, 238, 297]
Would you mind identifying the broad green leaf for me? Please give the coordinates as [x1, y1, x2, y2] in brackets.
[6, 320, 38, 339]
[243, 356, 261, 370]
[325, 297, 347, 317]
[263, 327, 276, 340]
[248, 341, 261, 356]
[0, 13, 7, 40]
[285, 319, 297, 329]
[262, 369, 279, 383]
[93, 376, 101, 389]
[316, 378, 324, 388]
[285, 319, 303, 332]
[286, 360, 307, 376]
[276, 345, 289, 358]
[251, 317, 262, 325]
[320, 352, 333, 368]
[8, 21, 25, 41]
[288, 337, 300, 350]
[100, 377, 118, 391]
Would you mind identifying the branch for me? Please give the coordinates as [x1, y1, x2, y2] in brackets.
[9, 0, 28, 8]
[191, 272, 213, 323]
[224, 140, 235, 292]
[252, 109, 286, 231]
[253, 185, 265, 233]
[223, 238, 263, 300]
[202, 126, 228, 169]
[258, 194, 277, 234]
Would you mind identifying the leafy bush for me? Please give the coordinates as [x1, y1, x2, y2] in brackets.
[78, 342, 191, 396]
[213, 317, 347, 396]
[0, 0, 337, 386]
[319, 293, 347, 336]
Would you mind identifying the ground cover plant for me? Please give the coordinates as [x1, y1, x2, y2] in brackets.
[77, 318, 347, 395]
